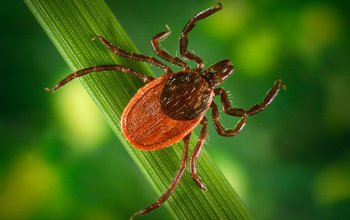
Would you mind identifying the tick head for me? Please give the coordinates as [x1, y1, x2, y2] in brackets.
[203, 59, 234, 88]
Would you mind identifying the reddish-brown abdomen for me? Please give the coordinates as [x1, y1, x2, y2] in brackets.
[121, 73, 213, 151]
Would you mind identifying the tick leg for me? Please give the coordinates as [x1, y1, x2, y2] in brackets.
[180, 3, 223, 70]
[93, 35, 172, 73]
[151, 25, 189, 70]
[211, 102, 246, 136]
[190, 117, 208, 191]
[214, 80, 285, 117]
[130, 134, 190, 220]
[45, 65, 154, 92]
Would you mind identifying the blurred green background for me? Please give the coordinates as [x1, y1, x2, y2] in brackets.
[1, 0, 349, 219]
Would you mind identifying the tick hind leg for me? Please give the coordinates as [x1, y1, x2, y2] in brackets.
[180, 3, 222, 70]
[151, 25, 188, 70]
[190, 117, 208, 191]
[214, 80, 285, 118]
[130, 134, 191, 220]
[93, 36, 172, 73]
[211, 102, 246, 136]
[210, 80, 284, 136]
[45, 65, 154, 92]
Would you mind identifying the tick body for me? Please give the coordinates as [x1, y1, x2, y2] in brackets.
[46, 2, 284, 219]
[122, 71, 213, 150]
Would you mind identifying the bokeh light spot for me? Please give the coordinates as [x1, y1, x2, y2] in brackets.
[314, 162, 350, 205]
[299, 4, 341, 55]
[204, 1, 249, 39]
[235, 29, 279, 76]
[0, 152, 61, 219]
[323, 74, 350, 132]
[53, 80, 108, 153]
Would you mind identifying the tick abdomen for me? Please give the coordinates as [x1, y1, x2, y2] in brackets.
[160, 71, 212, 120]
[121, 73, 213, 150]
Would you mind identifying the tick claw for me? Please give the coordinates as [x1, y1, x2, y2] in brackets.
[45, 87, 53, 93]
[91, 35, 100, 41]
[129, 211, 142, 220]
[282, 82, 287, 90]
[275, 79, 286, 90]
[192, 175, 207, 191]
[201, 184, 208, 191]
[165, 24, 171, 32]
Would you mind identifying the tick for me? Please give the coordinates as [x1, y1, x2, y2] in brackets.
[46, 2, 284, 219]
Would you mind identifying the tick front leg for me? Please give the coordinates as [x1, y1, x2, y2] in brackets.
[180, 3, 222, 70]
[190, 117, 208, 191]
[130, 134, 190, 220]
[93, 36, 172, 73]
[45, 65, 154, 92]
[214, 79, 285, 117]
[211, 102, 246, 136]
[151, 25, 188, 70]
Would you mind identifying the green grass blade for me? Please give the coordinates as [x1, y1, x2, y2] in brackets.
[25, 0, 251, 219]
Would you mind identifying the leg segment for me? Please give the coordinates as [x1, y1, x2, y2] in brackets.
[214, 79, 284, 117]
[180, 3, 223, 70]
[190, 117, 208, 191]
[151, 25, 188, 69]
[45, 65, 154, 92]
[211, 102, 246, 136]
[93, 36, 172, 73]
[129, 134, 191, 220]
